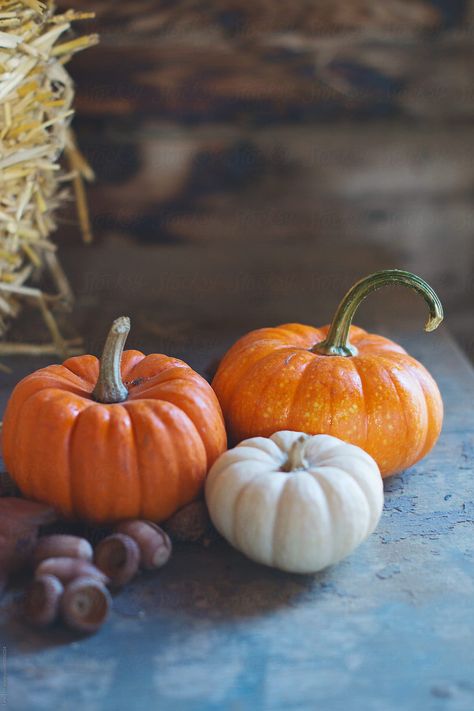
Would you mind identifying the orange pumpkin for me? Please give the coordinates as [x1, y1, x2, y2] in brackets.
[2, 317, 227, 523]
[212, 270, 444, 477]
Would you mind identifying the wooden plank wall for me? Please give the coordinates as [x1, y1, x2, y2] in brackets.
[51, 0, 473, 359]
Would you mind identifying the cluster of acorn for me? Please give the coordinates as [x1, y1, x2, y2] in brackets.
[24, 521, 172, 633]
[0, 467, 212, 635]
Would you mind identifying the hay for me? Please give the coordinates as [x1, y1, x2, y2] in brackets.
[0, 1, 97, 356]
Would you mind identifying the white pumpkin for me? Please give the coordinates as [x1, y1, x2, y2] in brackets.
[205, 431, 383, 574]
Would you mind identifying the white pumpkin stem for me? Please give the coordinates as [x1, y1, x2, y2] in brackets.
[283, 435, 309, 472]
[92, 316, 130, 404]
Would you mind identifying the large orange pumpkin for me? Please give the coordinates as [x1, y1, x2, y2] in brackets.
[2, 317, 227, 523]
[212, 270, 444, 477]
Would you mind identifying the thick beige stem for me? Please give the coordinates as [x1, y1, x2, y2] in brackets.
[282, 435, 309, 472]
[92, 317, 130, 404]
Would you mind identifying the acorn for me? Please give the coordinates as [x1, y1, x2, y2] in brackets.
[36, 557, 109, 585]
[61, 577, 111, 634]
[24, 574, 64, 627]
[163, 500, 210, 543]
[94, 533, 140, 587]
[34, 535, 93, 565]
[115, 520, 172, 570]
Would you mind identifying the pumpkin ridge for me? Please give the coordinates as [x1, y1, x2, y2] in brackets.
[378, 354, 429, 467]
[120, 350, 146, 380]
[224, 338, 295, 376]
[4, 386, 87, 501]
[352, 332, 406, 355]
[19, 367, 94, 398]
[19, 388, 87, 516]
[226, 347, 299, 435]
[123, 399, 203, 519]
[46, 362, 97, 388]
[327, 357, 364, 439]
[270, 474, 303, 569]
[311, 463, 373, 541]
[62, 355, 100, 388]
[246, 350, 308, 436]
[304, 471, 337, 562]
[349, 357, 369, 448]
[270, 475, 291, 568]
[123, 401, 156, 520]
[216, 340, 293, 396]
[315, 465, 371, 554]
[308, 324, 330, 349]
[351, 354, 403, 471]
[340, 461, 382, 535]
[226, 326, 307, 358]
[127, 384, 223, 470]
[345, 325, 369, 340]
[257, 350, 316, 434]
[69, 403, 109, 521]
[154, 403, 185, 512]
[117, 403, 140, 520]
[401, 359, 442, 460]
[237, 437, 285, 463]
[103, 406, 129, 522]
[166, 400, 209, 511]
[7, 386, 49, 497]
[126, 354, 190, 384]
[286, 355, 322, 429]
[66, 400, 87, 519]
[327, 358, 337, 432]
[231, 472, 267, 551]
[375, 355, 411, 472]
[2, 382, 35, 483]
[214, 335, 299, 397]
[37, 381, 94, 400]
[127, 373, 202, 401]
[272, 323, 324, 346]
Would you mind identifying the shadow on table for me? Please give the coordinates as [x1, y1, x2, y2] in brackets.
[2, 537, 332, 652]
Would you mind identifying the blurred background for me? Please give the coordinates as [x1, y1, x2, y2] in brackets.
[12, 0, 474, 366]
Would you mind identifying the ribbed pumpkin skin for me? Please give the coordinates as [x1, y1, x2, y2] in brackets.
[2, 350, 227, 523]
[212, 323, 443, 477]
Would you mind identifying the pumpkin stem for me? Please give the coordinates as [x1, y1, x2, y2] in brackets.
[311, 270, 443, 357]
[92, 316, 130, 403]
[282, 435, 309, 472]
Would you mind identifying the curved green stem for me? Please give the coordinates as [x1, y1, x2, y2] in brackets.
[92, 316, 130, 403]
[312, 270, 444, 357]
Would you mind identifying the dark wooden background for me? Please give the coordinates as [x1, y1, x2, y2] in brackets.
[8, 0, 474, 362]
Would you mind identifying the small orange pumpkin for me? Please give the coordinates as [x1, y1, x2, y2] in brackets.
[2, 317, 227, 523]
[212, 270, 444, 477]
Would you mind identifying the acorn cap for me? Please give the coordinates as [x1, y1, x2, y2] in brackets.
[36, 557, 109, 585]
[115, 520, 172, 570]
[94, 533, 140, 587]
[34, 535, 93, 565]
[61, 577, 111, 634]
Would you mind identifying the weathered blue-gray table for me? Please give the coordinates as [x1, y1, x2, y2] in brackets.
[0, 327, 473, 711]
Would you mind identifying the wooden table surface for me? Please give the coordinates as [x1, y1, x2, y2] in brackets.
[1, 289, 473, 711]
